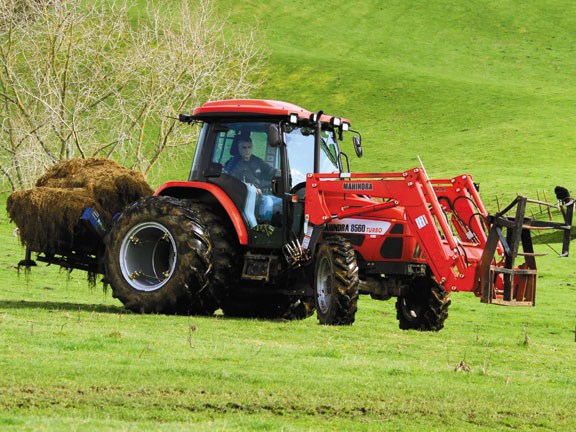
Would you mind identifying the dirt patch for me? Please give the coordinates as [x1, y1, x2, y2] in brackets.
[7, 158, 153, 252]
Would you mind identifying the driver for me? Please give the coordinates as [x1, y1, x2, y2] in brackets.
[224, 137, 282, 224]
[224, 137, 277, 188]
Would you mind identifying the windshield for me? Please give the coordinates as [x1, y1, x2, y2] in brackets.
[285, 126, 340, 189]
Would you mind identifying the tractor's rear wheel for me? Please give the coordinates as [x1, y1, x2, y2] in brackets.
[395, 277, 451, 331]
[314, 236, 359, 325]
[105, 196, 236, 315]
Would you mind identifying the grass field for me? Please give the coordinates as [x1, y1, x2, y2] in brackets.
[2, 0, 576, 430]
[1, 206, 575, 431]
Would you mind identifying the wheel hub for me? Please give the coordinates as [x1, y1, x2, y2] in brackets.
[119, 222, 177, 292]
[400, 297, 421, 321]
[316, 256, 332, 314]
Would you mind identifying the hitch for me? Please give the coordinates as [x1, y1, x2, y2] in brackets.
[478, 195, 574, 306]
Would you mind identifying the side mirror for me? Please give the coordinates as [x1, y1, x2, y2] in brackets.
[178, 113, 193, 124]
[268, 124, 282, 148]
[353, 136, 363, 158]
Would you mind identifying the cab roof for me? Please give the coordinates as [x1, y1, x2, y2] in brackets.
[191, 99, 350, 126]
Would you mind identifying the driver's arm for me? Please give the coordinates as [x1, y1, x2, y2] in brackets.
[259, 159, 279, 179]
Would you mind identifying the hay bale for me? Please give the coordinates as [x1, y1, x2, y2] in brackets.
[36, 158, 153, 215]
[7, 158, 153, 252]
[7, 187, 98, 251]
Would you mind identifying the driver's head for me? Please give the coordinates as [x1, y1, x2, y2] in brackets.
[239, 138, 253, 161]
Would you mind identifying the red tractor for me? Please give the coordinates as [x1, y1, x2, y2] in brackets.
[15, 99, 575, 330]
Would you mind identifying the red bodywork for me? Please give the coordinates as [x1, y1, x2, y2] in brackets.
[305, 168, 502, 294]
[192, 99, 350, 125]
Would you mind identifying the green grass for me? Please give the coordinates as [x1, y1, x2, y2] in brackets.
[1, 188, 576, 430]
[3, 0, 576, 430]
[1, 210, 575, 430]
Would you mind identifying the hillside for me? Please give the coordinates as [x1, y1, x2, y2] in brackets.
[219, 0, 576, 209]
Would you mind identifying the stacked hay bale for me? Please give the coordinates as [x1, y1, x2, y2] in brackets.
[7, 158, 154, 252]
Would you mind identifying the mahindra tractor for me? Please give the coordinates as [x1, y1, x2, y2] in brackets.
[14, 99, 575, 330]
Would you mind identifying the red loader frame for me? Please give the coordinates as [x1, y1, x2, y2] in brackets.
[304, 167, 573, 305]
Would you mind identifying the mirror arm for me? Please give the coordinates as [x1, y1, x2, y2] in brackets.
[339, 151, 350, 172]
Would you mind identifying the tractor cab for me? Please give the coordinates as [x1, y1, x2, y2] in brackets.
[182, 100, 356, 249]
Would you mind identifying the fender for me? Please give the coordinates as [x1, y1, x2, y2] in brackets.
[154, 181, 249, 245]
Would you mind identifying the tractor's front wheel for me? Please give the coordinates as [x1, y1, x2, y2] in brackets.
[314, 236, 359, 325]
[395, 277, 451, 331]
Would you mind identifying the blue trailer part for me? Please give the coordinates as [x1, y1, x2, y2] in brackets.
[81, 207, 108, 239]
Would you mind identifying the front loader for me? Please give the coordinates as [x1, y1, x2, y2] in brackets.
[301, 167, 572, 329]
[9, 99, 574, 330]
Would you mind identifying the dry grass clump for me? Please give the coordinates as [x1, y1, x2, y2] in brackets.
[7, 158, 153, 251]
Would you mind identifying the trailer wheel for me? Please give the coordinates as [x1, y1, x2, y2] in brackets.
[105, 196, 235, 315]
[395, 277, 451, 331]
[314, 236, 359, 325]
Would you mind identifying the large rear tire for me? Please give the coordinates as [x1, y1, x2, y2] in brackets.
[105, 196, 236, 315]
[314, 236, 359, 325]
[395, 277, 451, 331]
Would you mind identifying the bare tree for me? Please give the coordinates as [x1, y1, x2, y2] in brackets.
[0, 0, 263, 190]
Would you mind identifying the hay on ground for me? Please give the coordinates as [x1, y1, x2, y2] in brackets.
[7, 158, 154, 252]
